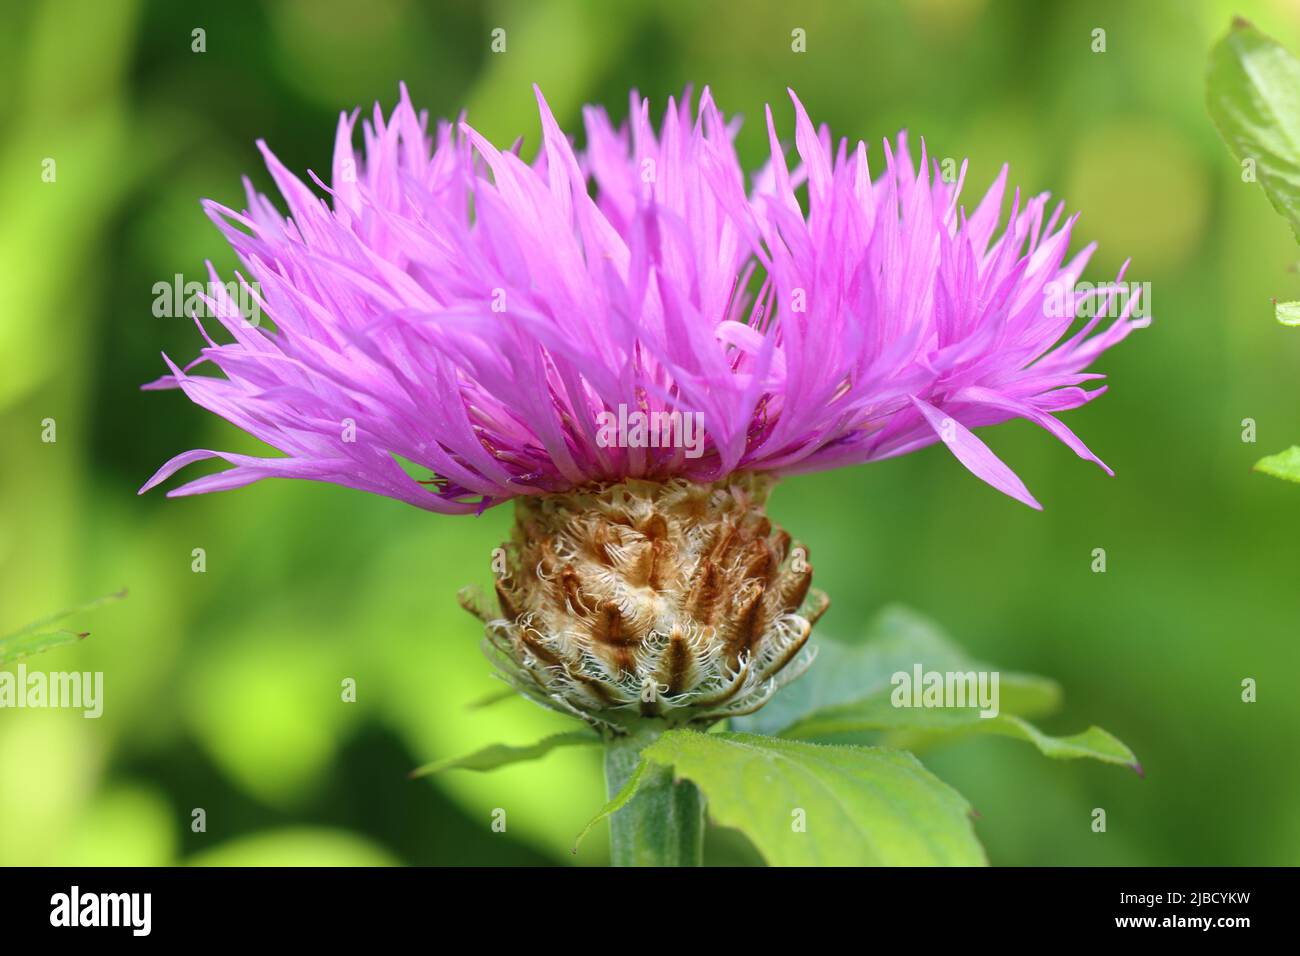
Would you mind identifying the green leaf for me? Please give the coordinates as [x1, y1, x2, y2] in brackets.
[0, 589, 126, 666]
[614, 729, 986, 866]
[781, 695, 1139, 770]
[734, 605, 1137, 771]
[0, 629, 86, 664]
[573, 755, 648, 854]
[408, 730, 599, 778]
[1275, 300, 1300, 325]
[1207, 18, 1300, 242]
[733, 604, 1059, 736]
[1255, 445, 1300, 482]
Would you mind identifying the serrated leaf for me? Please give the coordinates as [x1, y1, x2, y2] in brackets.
[1275, 300, 1300, 325]
[1255, 445, 1300, 482]
[408, 730, 598, 778]
[622, 729, 986, 866]
[0, 589, 126, 666]
[734, 605, 1136, 771]
[732, 604, 1060, 736]
[781, 695, 1139, 771]
[1207, 18, 1300, 242]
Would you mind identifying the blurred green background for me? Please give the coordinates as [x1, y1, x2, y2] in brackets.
[2, 0, 1298, 866]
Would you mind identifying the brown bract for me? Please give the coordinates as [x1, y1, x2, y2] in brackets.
[460, 474, 828, 732]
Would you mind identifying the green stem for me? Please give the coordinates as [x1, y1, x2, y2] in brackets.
[603, 726, 704, 866]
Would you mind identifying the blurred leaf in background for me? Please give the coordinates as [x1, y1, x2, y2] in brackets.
[1207, 17, 1300, 243]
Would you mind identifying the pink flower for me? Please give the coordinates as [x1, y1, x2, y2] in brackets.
[143, 85, 1145, 513]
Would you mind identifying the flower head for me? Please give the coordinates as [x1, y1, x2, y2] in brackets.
[142, 84, 1145, 514]
[142, 85, 1148, 729]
